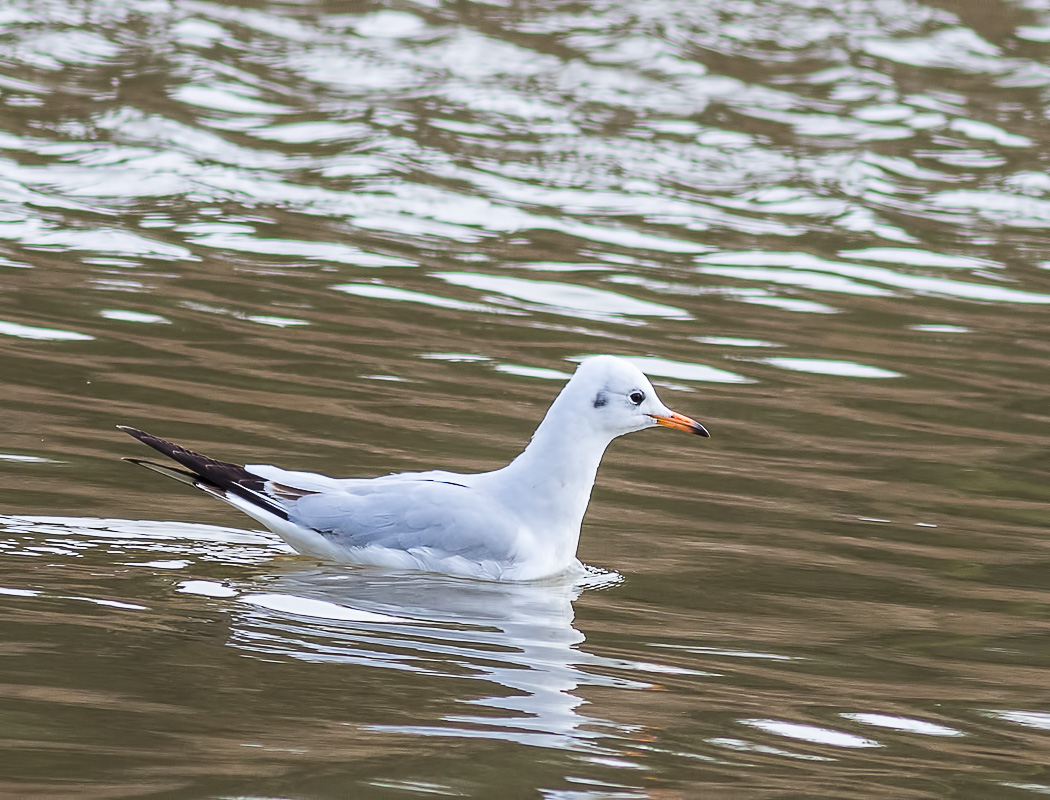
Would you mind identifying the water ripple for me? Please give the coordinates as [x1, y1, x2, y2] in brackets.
[2, 0, 1050, 795]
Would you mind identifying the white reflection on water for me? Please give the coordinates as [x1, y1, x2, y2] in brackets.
[1000, 783, 1050, 795]
[172, 84, 295, 116]
[696, 251, 1050, 304]
[860, 27, 1012, 75]
[840, 247, 1002, 270]
[240, 591, 415, 625]
[11, 28, 120, 70]
[741, 719, 881, 749]
[0, 515, 287, 565]
[708, 737, 834, 762]
[177, 301, 309, 328]
[932, 190, 1050, 229]
[692, 336, 782, 348]
[436, 272, 691, 322]
[0, 217, 194, 259]
[760, 358, 902, 379]
[739, 295, 840, 314]
[574, 354, 754, 384]
[985, 710, 1050, 731]
[177, 580, 238, 598]
[496, 363, 573, 381]
[910, 324, 969, 333]
[332, 283, 517, 315]
[697, 265, 896, 297]
[224, 564, 652, 753]
[841, 712, 963, 738]
[421, 353, 492, 363]
[185, 228, 414, 267]
[99, 310, 171, 324]
[0, 320, 94, 341]
[0, 516, 661, 756]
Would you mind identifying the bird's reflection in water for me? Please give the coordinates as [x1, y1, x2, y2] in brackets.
[0, 516, 658, 756]
[215, 563, 647, 752]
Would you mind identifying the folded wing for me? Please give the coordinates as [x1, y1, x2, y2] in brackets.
[118, 427, 521, 566]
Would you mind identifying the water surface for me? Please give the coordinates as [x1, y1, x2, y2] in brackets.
[2, 0, 1050, 796]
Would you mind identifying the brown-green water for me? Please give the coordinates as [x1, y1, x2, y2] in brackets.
[2, 0, 1050, 796]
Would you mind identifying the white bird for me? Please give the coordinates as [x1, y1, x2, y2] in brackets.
[119, 355, 709, 581]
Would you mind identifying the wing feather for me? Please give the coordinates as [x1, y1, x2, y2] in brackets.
[288, 481, 520, 561]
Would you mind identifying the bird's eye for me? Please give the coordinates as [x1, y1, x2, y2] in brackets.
[629, 390, 645, 405]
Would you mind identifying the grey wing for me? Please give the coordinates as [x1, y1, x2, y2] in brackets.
[285, 481, 521, 562]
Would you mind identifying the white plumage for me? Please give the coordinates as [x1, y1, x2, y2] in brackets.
[120, 355, 709, 581]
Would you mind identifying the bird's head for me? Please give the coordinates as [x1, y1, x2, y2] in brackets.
[566, 355, 710, 439]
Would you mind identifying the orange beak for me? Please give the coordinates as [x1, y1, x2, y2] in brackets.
[649, 411, 710, 438]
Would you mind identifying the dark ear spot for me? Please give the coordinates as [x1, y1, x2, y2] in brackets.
[593, 391, 607, 408]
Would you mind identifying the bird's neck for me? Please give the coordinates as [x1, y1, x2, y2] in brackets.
[491, 399, 614, 563]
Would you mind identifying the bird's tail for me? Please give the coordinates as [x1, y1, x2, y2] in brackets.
[117, 426, 289, 520]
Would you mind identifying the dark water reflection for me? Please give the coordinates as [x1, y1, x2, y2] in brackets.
[2, 0, 1050, 795]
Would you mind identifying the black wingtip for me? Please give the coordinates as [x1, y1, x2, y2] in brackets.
[116, 425, 291, 521]
[117, 425, 197, 464]
[122, 457, 201, 487]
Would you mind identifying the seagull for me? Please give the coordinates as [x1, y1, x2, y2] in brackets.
[119, 355, 709, 581]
